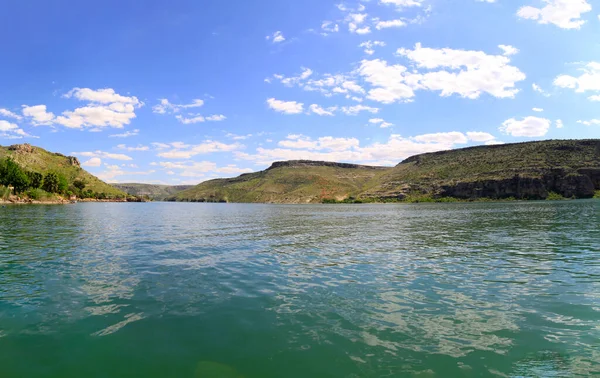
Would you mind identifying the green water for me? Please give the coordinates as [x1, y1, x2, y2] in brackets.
[0, 201, 599, 377]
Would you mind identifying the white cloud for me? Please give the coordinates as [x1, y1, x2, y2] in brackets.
[0, 108, 22, 120]
[72, 150, 133, 161]
[553, 62, 600, 100]
[206, 114, 227, 122]
[96, 166, 156, 182]
[375, 19, 407, 30]
[156, 140, 243, 159]
[413, 131, 469, 144]
[517, 0, 592, 29]
[500, 116, 551, 137]
[321, 21, 340, 35]
[465, 131, 496, 142]
[532, 108, 544, 112]
[278, 134, 360, 151]
[266, 31, 285, 43]
[380, 0, 424, 8]
[358, 43, 525, 104]
[267, 98, 304, 114]
[109, 129, 139, 138]
[22, 105, 55, 125]
[309, 104, 337, 116]
[359, 40, 386, 55]
[340, 104, 379, 115]
[82, 157, 102, 167]
[226, 133, 253, 140]
[64, 88, 142, 106]
[236, 130, 492, 167]
[498, 45, 519, 56]
[176, 114, 205, 124]
[0, 120, 35, 139]
[577, 119, 600, 126]
[152, 98, 204, 114]
[556, 119, 564, 129]
[532, 83, 551, 97]
[156, 161, 253, 178]
[368, 118, 394, 128]
[116, 144, 149, 151]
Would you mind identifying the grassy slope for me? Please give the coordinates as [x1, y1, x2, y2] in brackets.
[173, 163, 391, 203]
[365, 139, 600, 197]
[0, 144, 125, 196]
[113, 184, 193, 200]
[174, 140, 600, 203]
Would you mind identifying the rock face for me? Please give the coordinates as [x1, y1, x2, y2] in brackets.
[439, 170, 597, 200]
[67, 156, 80, 167]
[8, 144, 35, 153]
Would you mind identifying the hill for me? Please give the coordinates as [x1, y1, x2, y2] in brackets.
[171, 140, 600, 203]
[170, 161, 391, 203]
[0, 143, 126, 198]
[112, 183, 193, 200]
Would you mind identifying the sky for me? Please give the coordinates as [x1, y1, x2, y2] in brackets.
[1, 0, 600, 185]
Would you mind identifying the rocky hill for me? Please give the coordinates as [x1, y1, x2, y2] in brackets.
[0, 143, 126, 197]
[171, 140, 600, 203]
[112, 183, 193, 200]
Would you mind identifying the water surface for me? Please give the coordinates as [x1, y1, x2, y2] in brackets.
[1, 201, 599, 377]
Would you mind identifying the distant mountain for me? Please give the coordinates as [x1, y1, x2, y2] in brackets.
[0, 143, 125, 197]
[112, 183, 194, 200]
[171, 140, 600, 203]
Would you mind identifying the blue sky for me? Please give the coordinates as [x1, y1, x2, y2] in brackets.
[1, 0, 599, 184]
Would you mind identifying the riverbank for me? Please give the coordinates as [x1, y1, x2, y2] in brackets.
[0, 196, 147, 205]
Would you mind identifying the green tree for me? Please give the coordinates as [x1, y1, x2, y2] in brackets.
[73, 179, 86, 191]
[27, 171, 43, 189]
[57, 174, 68, 194]
[0, 158, 30, 193]
[43, 172, 60, 193]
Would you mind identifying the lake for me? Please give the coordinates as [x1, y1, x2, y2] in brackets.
[0, 201, 599, 377]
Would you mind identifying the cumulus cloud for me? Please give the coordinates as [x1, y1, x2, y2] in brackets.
[156, 161, 253, 178]
[22, 105, 55, 125]
[152, 99, 204, 114]
[532, 108, 544, 112]
[577, 119, 600, 126]
[0, 108, 22, 120]
[71, 150, 134, 161]
[309, 104, 337, 116]
[359, 40, 386, 55]
[156, 140, 243, 159]
[517, 0, 592, 29]
[116, 144, 149, 151]
[22, 88, 143, 131]
[556, 119, 564, 129]
[375, 19, 407, 30]
[109, 129, 139, 138]
[0, 120, 36, 139]
[340, 105, 379, 115]
[266, 31, 285, 43]
[357, 43, 525, 104]
[235, 130, 497, 167]
[465, 131, 496, 142]
[368, 118, 394, 128]
[500, 116, 551, 137]
[267, 98, 304, 114]
[532, 83, 551, 96]
[553, 62, 600, 100]
[380, 0, 424, 8]
[82, 157, 102, 167]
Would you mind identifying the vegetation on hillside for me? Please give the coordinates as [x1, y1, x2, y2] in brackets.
[0, 144, 128, 201]
[112, 183, 193, 200]
[171, 140, 600, 203]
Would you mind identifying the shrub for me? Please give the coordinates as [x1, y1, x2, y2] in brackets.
[547, 192, 566, 201]
[0, 158, 30, 193]
[73, 179, 86, 191]
[26, 188, 51, 200]
[0, 185, 10, 200]
[27, 171, 43, 189]
[42, 172, 60, 193]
